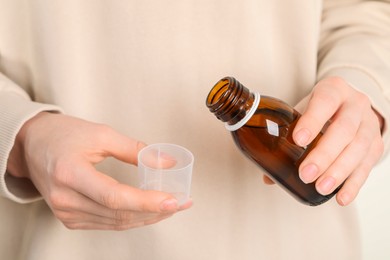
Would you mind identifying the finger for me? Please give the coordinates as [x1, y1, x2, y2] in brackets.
[335, 137, 384, 206]
[139, 147, 177, 169]
[63, 222, 143, 231]
[262, 175, 275, 185]
[69, 162, 180, 213]
[314, 111, 383, 197]
[62, 213, 174, 231]
[93, 125, 146, 165]
[49, 187, 117, 219]
[55, 208, 172, 226]
[176, 198, 193, 210]
[314, 122, 376, 195]
[49, 187, 159, 222]
[335, 169, 369, 207]
[299, 99, 362, 184]
[293, 78, 349, 147]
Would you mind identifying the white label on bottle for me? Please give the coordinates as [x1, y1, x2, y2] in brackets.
[266, 119, 279, 136]
[225, 92, 261, 131]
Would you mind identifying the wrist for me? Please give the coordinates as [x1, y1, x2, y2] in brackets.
[7, 112, 49, 178]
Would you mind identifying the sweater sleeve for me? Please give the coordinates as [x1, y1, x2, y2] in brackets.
[0, 72, 63, 203]
[318, 0, 390, 158]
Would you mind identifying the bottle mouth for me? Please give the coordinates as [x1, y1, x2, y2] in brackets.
[206, 77, 231, 108]
[206, 77, 246, 121]
[206, 77, 242, 119]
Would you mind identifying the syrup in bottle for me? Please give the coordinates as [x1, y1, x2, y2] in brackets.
[206, 76, 338, 206]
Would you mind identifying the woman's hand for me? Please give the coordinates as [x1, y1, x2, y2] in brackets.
[262, 76, 384, 206]
[293, 76, 384, 206]
[7, 112, 192, 230]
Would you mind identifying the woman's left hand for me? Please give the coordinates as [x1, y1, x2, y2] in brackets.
[291, 76, 384, 206]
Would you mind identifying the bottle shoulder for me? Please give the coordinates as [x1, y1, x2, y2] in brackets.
[245, 96, 299, 128]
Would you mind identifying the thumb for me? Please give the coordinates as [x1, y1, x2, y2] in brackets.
[97, 127, 147, 165]
[138, 147, 177, 169]
[72, 162, 180, 213]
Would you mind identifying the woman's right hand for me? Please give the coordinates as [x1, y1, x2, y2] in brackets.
[7, 112, 192, 230]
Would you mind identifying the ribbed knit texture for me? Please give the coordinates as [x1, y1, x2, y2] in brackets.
[0, 91, 62, 203]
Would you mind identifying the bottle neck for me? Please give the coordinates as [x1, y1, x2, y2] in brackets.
[206, 77, 258, 128]
[225, 92, 260, 131]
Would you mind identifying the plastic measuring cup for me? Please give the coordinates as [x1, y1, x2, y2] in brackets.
[138, 143, 194, 205]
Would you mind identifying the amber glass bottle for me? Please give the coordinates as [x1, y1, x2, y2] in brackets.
[206, 76, 338, 206]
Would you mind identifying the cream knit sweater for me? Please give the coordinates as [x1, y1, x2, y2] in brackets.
[1, 1, 389, 259]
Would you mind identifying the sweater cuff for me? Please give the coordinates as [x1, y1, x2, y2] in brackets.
[318, 67, 390, 159]
[0, 92, 63, 203]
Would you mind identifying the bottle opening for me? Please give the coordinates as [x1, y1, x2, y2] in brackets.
[206, 78, 231, 110]
[206, 77, 247, 122]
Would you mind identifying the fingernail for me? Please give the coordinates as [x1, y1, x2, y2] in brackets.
[157, 152, 177, 169]
[160, 199, 178, 211]
[295, 128, 311, 147]
[338, 192, 350, 206]
[318, 177, 336, 195]
[159, 152, 177, 163]
[300, 164, 318, 183]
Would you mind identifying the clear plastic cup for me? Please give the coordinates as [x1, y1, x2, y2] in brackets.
[137, 143, 194, 205]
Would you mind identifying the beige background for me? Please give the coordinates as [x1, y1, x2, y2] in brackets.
[356, 155, 390, 259]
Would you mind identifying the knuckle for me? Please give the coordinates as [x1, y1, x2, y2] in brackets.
[354, 129, 384, 161]
[136, 141, 147, 153]
[114, 210, 133, 225]
[315, 77, 350, 103]
[377, 139, 385, 155]
[140, 204, 152, 212]
[312, 88, 339, 108]
[101, 190, 121, 210]
[355, 91, 371, 107]
[323, 76, 346, 87]
[332, 119, 357, 138]
[63, 222, 79, 230]
[133, 141, 147, 165]
[50, 160, 74, 187]
[309, 151, 332, 173]
[94, 124, 115, 146]
[355, 133, 372, 151]
[113, 224, 133, 231]
[49, 192, 70, 210]
[114, 219, 127, 226]
[373, 137, 385, 159]
[53, 210, 73, 222]
[322, 76, 351, 96]
[346, 175, 364, 193]
[52, 211, 82, 230]
[129, 189, 156, 212]
[134, 201, 156, 213]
